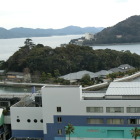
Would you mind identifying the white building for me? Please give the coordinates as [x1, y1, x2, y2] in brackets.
[10, 82, 140, 140]
[85, 33, 94, 40]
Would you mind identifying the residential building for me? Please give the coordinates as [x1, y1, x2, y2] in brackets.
[59, 70, 97, 83]
[85, 33, 94, 40]
[110, 64, 135, 73]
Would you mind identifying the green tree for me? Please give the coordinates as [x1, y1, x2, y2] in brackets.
[40, 72, 47, 82]
[131, 127, 140, 140]
[65, 123, 74, 140]
[80, 74, 93, 86]
[54, 69, 60, 78]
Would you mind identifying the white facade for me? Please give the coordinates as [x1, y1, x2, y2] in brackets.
[85, 33, 94, 40]
[11, 107, 43, 131]
[10, 82, 140, 140]
[42, 86, 82, 134]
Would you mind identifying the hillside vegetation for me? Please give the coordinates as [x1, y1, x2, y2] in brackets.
[1, 40, 140, 77]
[82, 15, 140, 45]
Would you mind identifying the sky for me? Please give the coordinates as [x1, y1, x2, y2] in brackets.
[0, 0, 140, 29]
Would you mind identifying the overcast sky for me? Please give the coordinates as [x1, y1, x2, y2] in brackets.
[0, 0, 140, 29]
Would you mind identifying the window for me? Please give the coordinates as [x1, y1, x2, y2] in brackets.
[87, 118, 103, 124]
[58, 129, 62, 135]
[57, 107, 61, 112]
[0, 102, 9, 107]
[34, 119, 37, 123]
[106, 107, 124, 113]
[86, 107, 103, 113]
[107, 119, 124, 124]
[27, 119, 31, 123]
[127, 107, 140, 113]
[128, 119, 140, 124]
[17, 119, 20, 122]
[40, 119, 43, 123]
[57, 117, 62, 123]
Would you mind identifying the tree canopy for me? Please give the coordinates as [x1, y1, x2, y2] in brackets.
[1, 41, 140, 77]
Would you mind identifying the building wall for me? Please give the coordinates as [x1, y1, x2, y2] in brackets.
[42, 86, 140, 140]
[10, 107, 43, 138]
[42, 86, 82, 135]
[85, 33, 94, 40]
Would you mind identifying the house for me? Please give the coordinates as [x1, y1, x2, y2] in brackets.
[59, 70, 97, 83]
[95, 70, 113, 78]
[110, 64, 135, 73]
[6, 71, 31, 82]
[6, 72, 24, 82]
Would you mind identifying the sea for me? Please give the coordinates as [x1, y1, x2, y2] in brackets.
[0, 35, 140, 61]
[0, 34, 140, 94]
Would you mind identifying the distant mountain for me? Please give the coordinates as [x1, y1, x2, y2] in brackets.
[0, 26, 104, 39]
[93, 15, 140, 44]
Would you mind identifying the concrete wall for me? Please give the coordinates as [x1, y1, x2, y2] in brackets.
[11, 107, 43, 130]
[10, 107, 43, 138]
[42, 86, 82, 134]
[42, 85, 140, 140]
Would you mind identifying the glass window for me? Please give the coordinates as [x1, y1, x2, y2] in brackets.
[57, 117, 62, 123]
[107, 119, 124, 124]
[86, 107, 103, 113]
[127, 119, 140, 124]
[17, 119, 20, 122]
[87, 118, 103, 124]
[34, 119, 37, 123]
[0, 102, 9, 107]
[40, 119, 43, 123]
[27, 119, 31, 123]
[106, 107, 124, 113]
[57, 107, 61, 112]
[58, 129, 62, 135]
[127, 107, 140, 113]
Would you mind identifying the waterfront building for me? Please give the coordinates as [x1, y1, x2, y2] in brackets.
[9, 82, 140, 140]
[85, 33, 94, 40]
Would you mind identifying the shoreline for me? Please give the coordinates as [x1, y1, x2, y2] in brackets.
[90, 42, 140, 47]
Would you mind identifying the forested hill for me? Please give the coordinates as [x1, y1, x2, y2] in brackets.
[0, 26, 103, 39]
[83, 15, 140, 45]
[1, 41, 140, 76]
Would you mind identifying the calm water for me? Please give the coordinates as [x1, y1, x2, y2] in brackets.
[1, 35, 140, 61]
[0, 34, 83, 61]
[0, 86, 32, 94]
[92, 44, 140, 55]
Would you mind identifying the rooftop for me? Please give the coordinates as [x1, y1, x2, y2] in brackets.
[106, 82, 140, 96]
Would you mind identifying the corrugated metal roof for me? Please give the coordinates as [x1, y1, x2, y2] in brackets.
[60, 70, 97, 80]
[95, 70, 112, 76]
[106, 82, 140, 95]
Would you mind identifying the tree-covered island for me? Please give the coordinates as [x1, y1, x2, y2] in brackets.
[0, 38, 140, 85]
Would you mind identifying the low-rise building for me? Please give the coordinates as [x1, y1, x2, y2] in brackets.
[59, 70, 97, 83]
[9, 82, 140, 140]
[110, 64, 135, 73]
[85, 33, 94, 40]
